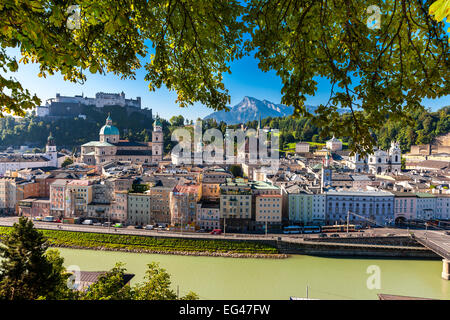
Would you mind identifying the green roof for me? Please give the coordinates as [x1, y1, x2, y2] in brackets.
[100, 124, 120, 136]
[251, 180, 279, 190]
[415, 192, 436, 198]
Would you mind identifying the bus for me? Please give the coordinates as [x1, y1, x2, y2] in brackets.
[303, 226, 321, 234]
[283, 226, 302, 234]
[321, 225, 356, 233]
[43, 216, 56, 222]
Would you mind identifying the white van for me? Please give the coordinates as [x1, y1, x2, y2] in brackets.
[145, 225, 154, 230]
[82, 219, 93, 225]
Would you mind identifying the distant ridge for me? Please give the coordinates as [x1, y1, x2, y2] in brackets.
[204, 96, 295, 124]
[204, 96, 345, 125]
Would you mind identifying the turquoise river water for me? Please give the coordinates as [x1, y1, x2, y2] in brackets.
[57, 248, 449, 300]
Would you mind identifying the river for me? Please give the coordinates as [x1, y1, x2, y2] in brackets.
[57, 248, 449, 300]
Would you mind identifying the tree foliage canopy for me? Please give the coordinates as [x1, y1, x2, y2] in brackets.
[0, 0, 449, 153]
[0, 218, 73, 300]
[0, 218, 199, 300]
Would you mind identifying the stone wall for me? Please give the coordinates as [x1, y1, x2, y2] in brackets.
[306, 236, 422, 247]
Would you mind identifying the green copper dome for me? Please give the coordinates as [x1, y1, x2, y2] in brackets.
[100, 125, 120, 136]
[100, 114, 120, 135]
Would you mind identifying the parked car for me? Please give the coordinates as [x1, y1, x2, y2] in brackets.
[135, 225, 143, 229]
[103, 222, 113, 227]
[444, 231, 450, 235]
[145, 225, 154, 230]
[93, 222, 102, 226]
[319, 233, 328, 238]
[33, 216, 43, 221]
[210, 229, 222, 235]
[330, 234, 340, 238]
[196, 228, 206, 233]
[82, 219, 93, 225]
[113, 223, 123, 228]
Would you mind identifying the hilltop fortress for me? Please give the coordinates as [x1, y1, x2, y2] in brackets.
[36, 92, 149, 118]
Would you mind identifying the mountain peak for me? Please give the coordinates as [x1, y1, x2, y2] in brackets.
[204, 96, 293, 125]
[204, 96, 348, 124]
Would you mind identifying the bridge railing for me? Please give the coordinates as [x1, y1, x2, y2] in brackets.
[414, 236, 450, 260]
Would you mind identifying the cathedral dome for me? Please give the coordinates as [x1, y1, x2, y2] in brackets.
[100, 114, 120, 136]
[100, 124, 120, 136]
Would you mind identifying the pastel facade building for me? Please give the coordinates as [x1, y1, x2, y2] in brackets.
[127, 193, 152, 226]
[0, 178, 18, 214]
[148, 177, 178, 225]
[169, 184, 201, 226]
[436, 195, 450, 220]
[196, 202, 220, 230]
[393, 192, 417, 222]
[111, 191, 128, 223]
[326, 190, 395, 226]
[67, 180, 93, 216]
[287, 190, 326, 225]
[49, 179, 72, 217]
[219, 180, 252, 232]
[295, 142, 310, 154]
[18, 198, 50, 218]
[255, 194, 282, 230]
[326, 136, 343, 152]
[415, 193, 437, 220]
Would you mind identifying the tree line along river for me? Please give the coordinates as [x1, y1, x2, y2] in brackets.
[58, 248, 449, 300]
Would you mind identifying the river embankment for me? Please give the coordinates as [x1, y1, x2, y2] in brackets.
[0, 226, 288, 259]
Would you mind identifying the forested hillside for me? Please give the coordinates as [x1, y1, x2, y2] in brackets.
[0, 105, 154, 150]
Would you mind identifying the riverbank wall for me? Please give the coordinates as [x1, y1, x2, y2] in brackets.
[276, 237, 440, 258]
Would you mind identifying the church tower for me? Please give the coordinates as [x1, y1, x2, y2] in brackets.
[46, 133, 58, 167]
[321, 152, 332, 192]
[152, 115, 163, 162]
[389, 141, 402, 174]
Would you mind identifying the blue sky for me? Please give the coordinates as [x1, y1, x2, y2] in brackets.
[6, 34, 450, 121]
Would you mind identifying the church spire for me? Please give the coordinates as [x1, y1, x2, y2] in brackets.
[47, 132, 55, 146]
[106, 113, 112, 125]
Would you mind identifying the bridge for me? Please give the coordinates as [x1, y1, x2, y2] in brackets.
[413, 230, 450, 280]
[344, 211, 450, 280]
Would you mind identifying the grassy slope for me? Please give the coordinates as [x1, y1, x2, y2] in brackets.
[0, 227, 279, 255]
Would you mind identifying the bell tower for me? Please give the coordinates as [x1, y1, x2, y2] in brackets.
[321, 152, 332, 192]
[46, 133, 58, 167]
[152, 115, 163, 162]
